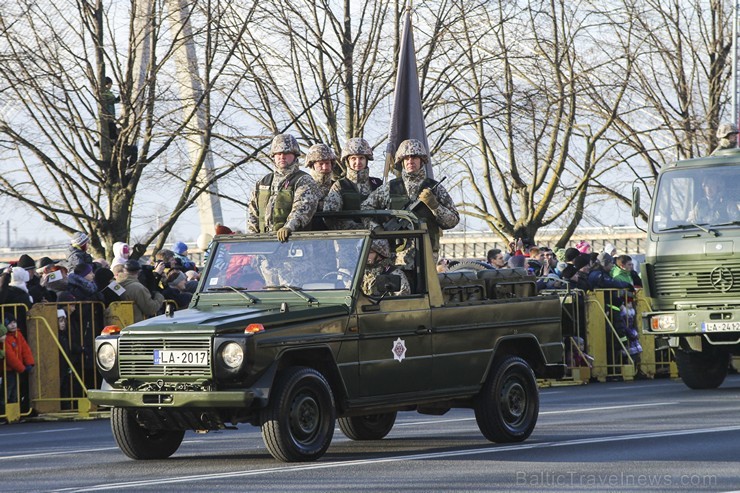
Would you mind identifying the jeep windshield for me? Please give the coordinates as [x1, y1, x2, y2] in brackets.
[651, 166, 740, 233]
[202, 236, 363, 292]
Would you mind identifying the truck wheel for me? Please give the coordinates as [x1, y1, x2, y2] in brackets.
[474, 356, 538, 443]
[110, 407, 185, 460]
[338, 412, 397, 440]
[261, 367, 335, 462]
[675, 349, 729, 389]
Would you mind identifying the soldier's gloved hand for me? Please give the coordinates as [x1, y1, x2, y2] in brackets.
[418, 189, 439, 210]
[276, 227, 292, 242]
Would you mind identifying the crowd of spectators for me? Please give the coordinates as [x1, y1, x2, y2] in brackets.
[1, 230, 203, 416]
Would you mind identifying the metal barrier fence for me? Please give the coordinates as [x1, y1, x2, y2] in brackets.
[2, 289, 675, 422]
[542, 288, 676, 384]
[1, 301, 134, 423]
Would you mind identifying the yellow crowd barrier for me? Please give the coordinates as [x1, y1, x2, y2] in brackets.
[2, 300, 134, 423]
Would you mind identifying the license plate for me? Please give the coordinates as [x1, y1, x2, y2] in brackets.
[702, 321, 740, 332]
[153, 350, 208, 366]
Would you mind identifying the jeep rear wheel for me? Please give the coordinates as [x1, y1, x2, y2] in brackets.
[338, 412, 397, 440]
[261, 367, 335, 462]
[474, 356, 538, 443]
[675, 349, 729, 389]
[110, 407, 185, 460]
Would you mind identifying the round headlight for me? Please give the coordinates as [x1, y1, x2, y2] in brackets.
[97, 343, 116, 371]
[221, 342, 244, 369]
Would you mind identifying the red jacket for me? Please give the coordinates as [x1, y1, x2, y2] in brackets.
[3, 330, 34, 373]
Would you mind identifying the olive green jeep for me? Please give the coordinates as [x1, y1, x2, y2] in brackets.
[88, 211, 564, 462]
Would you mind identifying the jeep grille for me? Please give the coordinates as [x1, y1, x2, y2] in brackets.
[118, 337, 212, 377]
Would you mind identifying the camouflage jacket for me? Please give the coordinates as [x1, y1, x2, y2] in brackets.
[361, 257, 411, 297]
[308, 168, 334, 210]
[323, 168, 381, 229]
[247, 163, 321, 233]
[360, 168, 459, 230]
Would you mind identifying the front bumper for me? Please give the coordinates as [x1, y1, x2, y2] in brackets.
[88, 389, 258, 408]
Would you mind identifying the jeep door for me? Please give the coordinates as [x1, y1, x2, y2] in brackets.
[356, 296, 433, 396]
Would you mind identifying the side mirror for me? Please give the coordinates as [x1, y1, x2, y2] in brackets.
[631, 185, 640, 218]
[375, 274, 402, 295]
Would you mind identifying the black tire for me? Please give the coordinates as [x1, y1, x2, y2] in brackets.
[261, 367, 335, 462]
[448, 260, 492, 272]
[110, 407, 185, 460]
[338, 412, 397, 440]
[675, 349, 729, 389]
[474, 356, 539, 443]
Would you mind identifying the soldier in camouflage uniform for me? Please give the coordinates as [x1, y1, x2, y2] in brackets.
[305, 143, 338, 210]
[323, 137, 383, 229]
[711, 123, 738, 155]
[247, 134, 321, 242]
[361, 240, 410, 297]
[361, 139, 459, 260]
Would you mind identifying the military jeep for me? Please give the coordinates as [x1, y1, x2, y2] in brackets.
[88, 211, 564, 462]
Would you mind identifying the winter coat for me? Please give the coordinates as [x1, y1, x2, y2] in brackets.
[4, 330, 34, 373]
[66, 245, 93, 273]
[119, 277, 164, 323]
[66, 273, 103, 302]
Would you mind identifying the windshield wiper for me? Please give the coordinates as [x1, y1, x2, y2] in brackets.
[206, 286, 260, 303]
[712, 220, 740, 227]
[660, 223, 718, 236]
[262, 285, 318, 304]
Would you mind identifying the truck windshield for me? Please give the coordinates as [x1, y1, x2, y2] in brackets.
[651, 166, 740, 233]
[202, 237, 363, 291]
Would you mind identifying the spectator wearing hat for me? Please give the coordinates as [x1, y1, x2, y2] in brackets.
[172, 242, 196, 271]
[113, 260, 165, 323]
[37, 257, 67, 297]
[215, 223, 234, 235]
[161, 270, 193, 311]
[0, 266, 33, 312]
[111, 242, 131, 268]
[587, 253, 633, 291]
[2, 315, 34, 407]
[93, 267, 121, 307]
[575, 240, 592, 254]
[67, 232, 94, 272]
[184, 270, 200, 293]
[66, 263, 102, 303]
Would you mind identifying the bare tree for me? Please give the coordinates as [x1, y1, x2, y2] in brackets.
[0, 0, 255, 258]
[595, 0, 733, 218]
[421, 0, 635, 245]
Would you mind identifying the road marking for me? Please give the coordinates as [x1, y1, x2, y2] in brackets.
[50, 424, 740, 492]
[0, 446, 119, 460]
[0, 427, 85, 437]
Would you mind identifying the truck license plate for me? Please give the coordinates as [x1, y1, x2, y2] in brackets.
[702, 322, 740, 332]
[153, 350, 208, 366]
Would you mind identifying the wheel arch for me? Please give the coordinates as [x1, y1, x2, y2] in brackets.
[488, 335, 547, 379]
[274, 346, 348, 412]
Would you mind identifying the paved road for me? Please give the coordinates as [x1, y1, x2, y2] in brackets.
[2, 376, 740, 492]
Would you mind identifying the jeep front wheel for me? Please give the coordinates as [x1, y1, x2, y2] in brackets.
[338, 412, 397, 440]
[474, 356, 538, 443]
[261, 367, 335, 462]
[110, 407, 185, 460]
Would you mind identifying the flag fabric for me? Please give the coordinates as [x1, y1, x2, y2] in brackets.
[384, 8, 433, 181]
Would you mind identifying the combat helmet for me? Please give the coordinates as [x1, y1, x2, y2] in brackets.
[269, 134, 301, 157]
[341, 137, 374, 163]
[305, 143, 337, 168]
[370, 240, 391, 259]
[394, 139, 429, 165]
[717, 123, 738, 139]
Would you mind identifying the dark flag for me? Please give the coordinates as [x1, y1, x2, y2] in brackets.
[384, 7, 433, 181]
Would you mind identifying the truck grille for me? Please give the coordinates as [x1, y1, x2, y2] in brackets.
[118, 337, 212, 377]
[653, 260, 740, 298]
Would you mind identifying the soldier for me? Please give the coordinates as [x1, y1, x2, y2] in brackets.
[323, 137, 383, 229]
[247, 134, 321, 242]
[711, 123, 738, 155]
[361, 139, 459, 259]
[304, 143, 338, 210]
[361, 240, 410, 297]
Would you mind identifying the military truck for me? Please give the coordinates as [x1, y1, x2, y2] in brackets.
[88, 211, 564, 462]
[636, 149, 740, 389]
